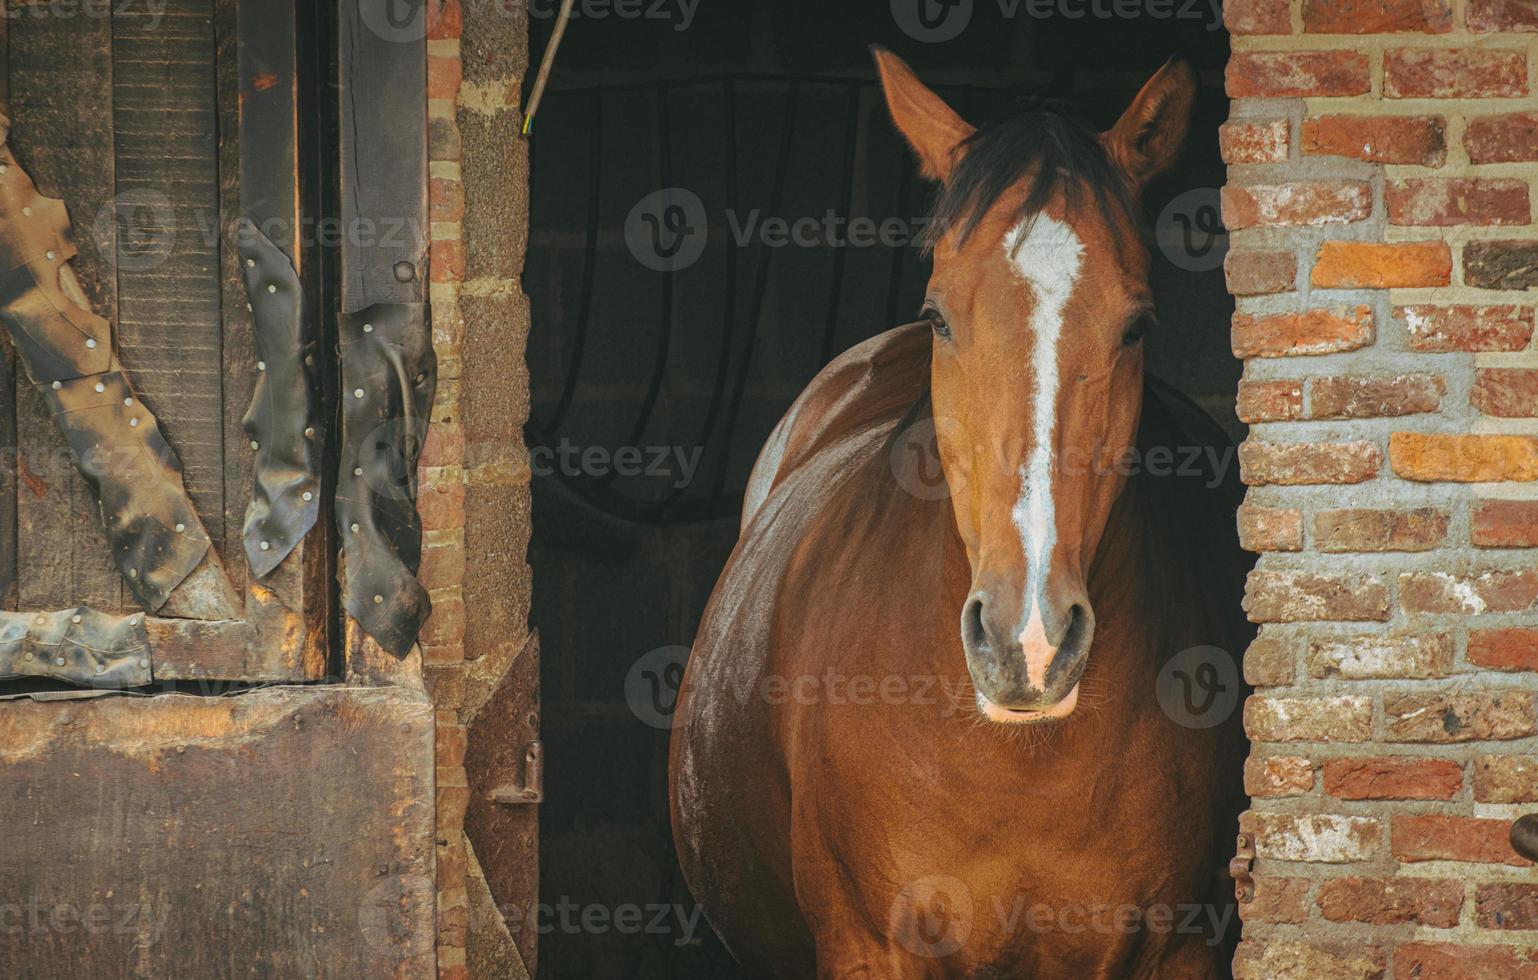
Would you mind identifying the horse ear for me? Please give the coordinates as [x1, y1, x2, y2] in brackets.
[873, 47, 973, 182]
[1105, 56, 1197, 189]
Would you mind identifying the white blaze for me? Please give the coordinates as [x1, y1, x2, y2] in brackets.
[1003, 215, 1083, 682]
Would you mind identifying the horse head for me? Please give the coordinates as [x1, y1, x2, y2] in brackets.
[875, 49, 1196, 724]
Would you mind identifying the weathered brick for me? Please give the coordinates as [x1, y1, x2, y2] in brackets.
[1245, 754, 1315, 796]
[1225, 0, 1293, 32]
[1400, 568, 1538, 614]
[1245, 877, 1313, 924]
[427, 0, 462, 40]
[1465, 112, 1538, 163]
[1234, 941, 1385, 980]
[1469, 0, 1538, 31]
[1227, 52, 1372, 98]
[1322, 756, 1463, 799]
[1245, 634, 1296, 687]
[1240, 811, 1382, 862]
[1303, 0, 1452, 32]
[1312, 241, 1452, 289]
[1237, 380, 1304, 422]
[418, 481, 466, 532]
[1239, 504, 1304, 552]
[1475, 754, 1538, 803]
[1472, 368, 1538, 418]
[1385, 691, 1538, 742]
[1246, 571, 1391, 622]
[1384, 48, 1528, 99]
[418, 540, 468, 592]
[1469, 627, 1538, 671]
[1479, 883, 1538, 929]
[435, 722, 467, 768]
[1233, 306, 1374, 358]
[1466, 240, 1538, 289]
[1225, 249, 1297, 296]
[1302, 114, 1446, 164]
[1310, 374, 1444, 419]
[430, 238, 465, 282]
[1397, 815, 1531, 866]
[1220, 118, 1289, 164]
[419, 595, 466, 648]
[1473, 500, 1538, 547]
[1394, 943, 1538, 980]
[1308, 631, 1453, 678]
[1391, 433, 1538, 483]
[1241, 440, 1380, 485]
[1313, 508, 1449, 552]
[429, 176, 466, 224]
[1223, 182, 1371, 228]
[1386, 178, 1530, 226]
[1246, 694, 1376, 740]
[1316, 876, 1463, 928]
[1398, 304, 1534, 352]
[428, 54, 462, 101]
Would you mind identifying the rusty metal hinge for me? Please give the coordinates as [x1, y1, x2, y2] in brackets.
[489, 740, 543, 805]
[1231, 832, 1256, 904]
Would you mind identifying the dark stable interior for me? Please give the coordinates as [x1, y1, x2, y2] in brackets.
[523, 3, 1234, 975]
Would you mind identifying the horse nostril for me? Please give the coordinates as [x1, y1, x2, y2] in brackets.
[962, 594, 990, 657]
[1060, 603, 1092, 657]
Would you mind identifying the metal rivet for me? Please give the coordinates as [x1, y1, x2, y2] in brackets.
[71, 615, 81, 624]
[354, 467, 363, 477]
[132, 615, 141, 625]
[175, 523, 185, 533]
[362, 323, 373, 333]
[245, 258, 255, 268]
[95, 664, 105, 674]
[373, 594, 383, 604]
[302, 491, 313, 501]
[94, 382, 105, 393]
[34, 615, 45, 625]
[85, 338, 97, 349]
[51, 381, 61, 390]
[251, 441, 260, 450]
[259, 541, 270, 551]
[129, 417, 140, 427]
[0, 164, 7, 173]
[54, 657, 65, 667]
[22, 206, 31, 216]
[139, 658, 149, 669]
[350, 523, 360, 533]
[23, 652, 33, 661]
[129, 568, 138, 578]
[246, 303, 253, 312]
[123, 397, 133, 406]
[257, 361, 266, 371]
[353, 388, 364, 399]
[266, 284, 277, 294]
[304, 427, 315, 439]
[393, 261, 414, 282]
[304, 355, 314, 366]
[45, 250, 55, 261]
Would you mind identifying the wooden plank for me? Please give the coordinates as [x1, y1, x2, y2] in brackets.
[0, 687, 437, 977]
[9, 10, 123, 613]
[111, 0, 227, 557]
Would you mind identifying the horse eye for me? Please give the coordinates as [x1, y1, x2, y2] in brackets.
[922, 304, 951, 340]
[1122, 315, 1154, 347]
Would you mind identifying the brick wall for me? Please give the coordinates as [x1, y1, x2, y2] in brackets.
[1224, 0, 1538, 975]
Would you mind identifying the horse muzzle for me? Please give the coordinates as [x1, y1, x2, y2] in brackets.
[961, 585, 1094, 723]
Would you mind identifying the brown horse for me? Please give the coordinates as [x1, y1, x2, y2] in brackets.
[669, 50, 1253, 978]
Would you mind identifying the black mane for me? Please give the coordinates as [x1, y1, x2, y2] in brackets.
[926, 96, 1137, 251]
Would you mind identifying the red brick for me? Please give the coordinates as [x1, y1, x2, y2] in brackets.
[1398, 815, 1531, 866]
[1472, 368, 1538, 417]
[428, 55, 462, 101]
[1303, 0, 1452, 33]
[435, 722, 467, 767]
[1391, 433, 1538, 483]
[420, 595, 466, 648]
[421, 420, 466, 469]
[1233, 306, 1374, 358]
[1400, 568, 1538, 614]
[1313, 507, 1449, 552]
[1239, 504, 1304, 552]
[1235, 941, 1385, 980]
[1225, 249, 1297, 296]
[1386, 178, 1530, 226]
[430, 177, 465, 223]
[430, 238, 465, 282]
[1222, 182, 1371, 228]
[1466, 112, 1538, 163]
[1237, 380, 1303, 422]
[1225, 0, 1293, 33]
[1394, 943, 1538, 980]
[1385, 691, 1538, 742]
[1220, 119, 1289, 165]
[1227, 52, 1372, 98]
[1323, 756, 1463, 799]
[1469, 0, 1538, 31]
[1385, 48, 1528, 99]
[1240, 811, 1382, 861]
[1302, 114, 1446, 164]
[1308, 631, 1453, 678]
[1479, 883, 1538, 929]
[1316, 876, 1463, 928]
[1475, 755, 1538, 803]
[1467, 240, 1538, 289]
[1470, 627, 1538, 671]
[427, 0, 462, 40]
[1245, 754, 1315, 796]
[1245, 634, 1296, 687]
[418, 481, 466, 531]
[1398, 304, 1534, 352]
[418, 540, 467, 592]
[1245, 877, 1313, 924]
[1473, 500, 1538, 547]
[1312, 241, 1452, 289]
[1245, 571, 1390, 622]
[1246, 694, 1375, 741]
[1240, 440, 1380, 485]
[1309, 374, 1444, 419]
